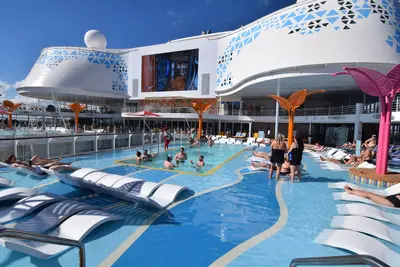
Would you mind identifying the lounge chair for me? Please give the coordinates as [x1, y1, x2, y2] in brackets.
[0, 162, 48, 178]
[0, 194, 66, 223]
[332, 192, 399, 209]
[52, 169, 192, 209]
[0, 177, 15, 188]
[328, 182, 400, 196]
[0, 188, 38, 202]
[149, 184, 190, 208]
[249, 165, 269, 172]
[10, 200, 94, 234]
[1, 210, 122, 259]
[336, 203, 400, 226]
[315, 229, 400, 267]
[330, 215, 400, 246]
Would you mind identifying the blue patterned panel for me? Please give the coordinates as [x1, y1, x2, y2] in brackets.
[216, 0, 400, 88]
[35, 48, 128, 92]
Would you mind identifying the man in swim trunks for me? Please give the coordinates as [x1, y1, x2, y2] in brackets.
[175, 147, 188, 163]
[164, 155, 176, 169]
[136, 151, 142, 165]
[190, 155, 205, 167]
[344, 184, 400, 208]
[141, 150, 156, 162]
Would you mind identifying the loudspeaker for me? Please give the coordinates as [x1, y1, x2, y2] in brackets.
[131, 79, 139, 97]
[201, 73, 210, 95]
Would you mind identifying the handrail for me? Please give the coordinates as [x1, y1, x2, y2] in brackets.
[0, 228, 86, 267]
[290, 255, 390, 267]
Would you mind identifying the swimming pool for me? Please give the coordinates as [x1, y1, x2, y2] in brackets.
[0, 143, 399, 267]
[118, 143, 244, 174]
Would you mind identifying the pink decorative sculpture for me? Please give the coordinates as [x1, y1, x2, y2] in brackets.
[333, 65, 400, 175]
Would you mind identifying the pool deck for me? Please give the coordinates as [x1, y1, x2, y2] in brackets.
[348, 167, 400, 187]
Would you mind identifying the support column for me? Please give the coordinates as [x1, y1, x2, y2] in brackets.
[354, 103, 364, 156]
[218, 120, 221, 135]
[274, 79, 280, 138]
[249, 121, 252, 137]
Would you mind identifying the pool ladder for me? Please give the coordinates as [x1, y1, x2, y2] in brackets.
[0, 228, 86, 267]
[290, 255, 389, 267]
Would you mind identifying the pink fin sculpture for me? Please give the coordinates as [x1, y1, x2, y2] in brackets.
[333, 65, 400, 175]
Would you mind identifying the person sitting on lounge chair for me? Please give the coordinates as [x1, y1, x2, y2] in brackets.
[341, 141, 356, 149]
[320, 148, 372, 167]
[251, 160, 290, 175]
[253, 151, 270, 160]
[364, 135, 377, 150]
[5, 155, 47, 176]
[30, 155, 73, 168]
[344, 184, 400, 208]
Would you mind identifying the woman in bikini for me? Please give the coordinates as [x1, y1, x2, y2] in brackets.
[269, 133, 287, 181]
[344, 185, 400, 208]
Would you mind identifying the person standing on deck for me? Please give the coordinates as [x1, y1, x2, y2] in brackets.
[269, 133, 287, 181]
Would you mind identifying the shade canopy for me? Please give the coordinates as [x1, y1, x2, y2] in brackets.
[125, 111, 160, 117]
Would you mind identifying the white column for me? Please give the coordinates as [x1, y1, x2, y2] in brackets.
[354, 103, 363, 142]
[249, 121, 252, 137]
[274, 79, 280, 138]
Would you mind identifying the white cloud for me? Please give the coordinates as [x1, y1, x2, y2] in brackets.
[166, 10, 182, 17]
[0, 79, 51, 107]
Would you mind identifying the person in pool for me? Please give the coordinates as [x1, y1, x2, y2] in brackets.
[136, 151, 142, 165]
[5, 155, 47, 175]
[344, 184, 400, 208]
[207, 136, 214, 147]
[175, 147, 188, 163]
[164, 155, 176, 169]
[190, 155, 205, 167]
[251, 160, 290, 175]
[141, 150, 156, 161]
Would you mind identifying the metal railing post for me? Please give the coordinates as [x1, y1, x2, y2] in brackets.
[73, 136, 78, 156]
[13, 133, 18, 158]
[95, 133, 98, 152]
[113, 134, 116, 150]
[0, 228, 86, 267]
[341, 105, 344, 115]
[46, 132, 50, 158]
[128, 132, 132, 148]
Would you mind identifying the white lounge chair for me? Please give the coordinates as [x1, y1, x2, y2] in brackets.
[0, 194, 66, 223]
[0, 177, 15, 188]
[249, 165, 269, 172]
[333, 192, 399, 209]
[315, 229, 400, 267]
[1, 210, 122, 259]
[336, 203, 400, 226]
[250, 156, 269, 163]
[149, 184, 190, 208]
[70, 168, 98, 179]
[0, 188, 37, 202]
[329, 182, 400, 196]
[330, 215, 400, 246]
[10, 200, 94, 234]
[82, 171, 109, 184]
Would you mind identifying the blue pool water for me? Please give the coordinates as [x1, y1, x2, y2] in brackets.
[0, 143, 399, 267]
[119, 143, 244, 173]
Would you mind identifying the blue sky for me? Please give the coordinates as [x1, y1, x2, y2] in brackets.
[0, 0, 295, 103]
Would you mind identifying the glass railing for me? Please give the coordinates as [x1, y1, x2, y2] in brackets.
[0, 131, 191, 163]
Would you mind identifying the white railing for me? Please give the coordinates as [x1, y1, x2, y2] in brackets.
[0, 131, 191, 162]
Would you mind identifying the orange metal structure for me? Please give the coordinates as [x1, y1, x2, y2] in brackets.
[69, 103, 86, 133]
[2, 100, 22, 128]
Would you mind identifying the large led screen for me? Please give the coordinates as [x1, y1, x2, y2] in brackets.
[142, 49, 199, 92]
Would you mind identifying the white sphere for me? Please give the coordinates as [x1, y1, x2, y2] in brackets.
[84, 30, 107, 50]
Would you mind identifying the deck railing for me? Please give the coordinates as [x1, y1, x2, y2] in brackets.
[0, 131, 191, 162]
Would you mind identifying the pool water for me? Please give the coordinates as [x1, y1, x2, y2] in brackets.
[0, 144, 399, 267]
[119, 143, 245, 174]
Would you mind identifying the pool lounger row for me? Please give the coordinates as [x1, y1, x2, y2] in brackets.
[336, 203, 400, 226]
[2, 209, 122, 259]
[0, 177, 15, 188]
[315, 229, 399, 267]
[328, 181, 400, 196]
[52, 168, 192, 209]
[0, 193, 66, 223]
[315, 182, 400, 266]
[0, 188, 38, 202]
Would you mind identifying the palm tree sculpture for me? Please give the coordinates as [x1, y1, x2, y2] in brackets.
[2, 100, 22, 128]
[269, 89, 324, 146]
[69, 103, 86, 134]
[333, 65, 400, 175]
[190, 99, 218, 138]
